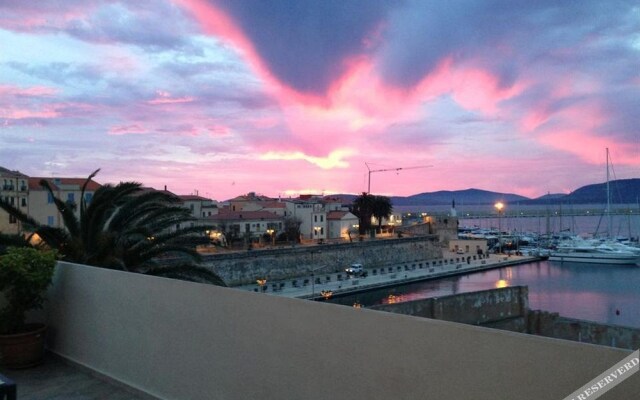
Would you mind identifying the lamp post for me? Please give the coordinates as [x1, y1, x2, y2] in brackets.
[266, 228, 274, 246]
[256, 278, 267, 293]
[494, 202, 504, 254]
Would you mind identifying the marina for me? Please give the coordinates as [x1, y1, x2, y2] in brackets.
[329, 258, 640, 329]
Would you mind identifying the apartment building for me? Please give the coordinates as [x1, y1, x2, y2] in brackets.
[179, 194, 219, 219]
[28, 177, 101, 229]
[0, 167, 29, 234]
[207, 210, 283, 244]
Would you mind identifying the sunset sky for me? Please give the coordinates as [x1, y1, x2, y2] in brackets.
[1, 0, 639, 200]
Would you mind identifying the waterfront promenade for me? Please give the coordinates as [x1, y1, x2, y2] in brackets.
[236, 253, 539, 299]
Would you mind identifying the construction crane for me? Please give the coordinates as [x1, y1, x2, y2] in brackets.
[365, 163, 433, 194]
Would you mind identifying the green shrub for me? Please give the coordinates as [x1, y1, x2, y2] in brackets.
[0, 247, 57, 334]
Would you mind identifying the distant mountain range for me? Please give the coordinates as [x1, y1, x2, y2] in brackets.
[335, 178, 640, 206]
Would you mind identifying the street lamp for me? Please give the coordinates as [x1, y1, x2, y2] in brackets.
[494, 202, 504, 254]
[256, 278, 267, 292]
[266, 228, 275, 245]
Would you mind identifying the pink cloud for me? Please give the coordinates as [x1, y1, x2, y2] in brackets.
[207, 124, 230, 136]
[108, 124, 148, 135]
[147, 90, 194, 105]
[0, 85, 57, 97]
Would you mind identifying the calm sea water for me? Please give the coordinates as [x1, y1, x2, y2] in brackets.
[330, 260, 640, 328]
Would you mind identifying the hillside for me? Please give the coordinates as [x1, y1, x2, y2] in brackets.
[330, 178, 640, 206]
[391, 188, 528, 206]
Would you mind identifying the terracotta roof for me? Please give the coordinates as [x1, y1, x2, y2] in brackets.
[327, 211, 349, 220]
[30, 177, 102, 191]
[207, 210, 282, 221]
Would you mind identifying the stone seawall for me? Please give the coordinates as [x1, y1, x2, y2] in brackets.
[528, 311, 640, 350]
[371, 286, 640, 350]
[372, 286, 529, 325]
[203, 235, 442, 285]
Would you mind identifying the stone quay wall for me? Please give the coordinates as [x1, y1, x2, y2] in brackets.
[202, 236, 442, 286]
[372, 286, 640, 351]
[372, 286, 529, 326]
[528, 311, 640, 350]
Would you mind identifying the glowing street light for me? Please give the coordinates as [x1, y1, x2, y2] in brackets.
[266, 228, 275, 245]
[256, 278, 267, 292]
[494, 202, 505, 254]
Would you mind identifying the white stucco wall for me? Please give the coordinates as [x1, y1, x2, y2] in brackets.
[45, 262, 640, 400]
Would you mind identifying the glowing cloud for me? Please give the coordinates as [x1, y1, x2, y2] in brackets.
[259, 149, 352, 169]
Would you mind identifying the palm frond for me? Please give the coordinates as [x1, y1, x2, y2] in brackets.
[39, 179, 80, 238]
[0, 197, 40, 230]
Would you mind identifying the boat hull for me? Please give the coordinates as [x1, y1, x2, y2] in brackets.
[549, 253, 640, 265]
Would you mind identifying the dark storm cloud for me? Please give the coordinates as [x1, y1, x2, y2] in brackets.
[597, 90, 640, 141]
[377, 0, 639, 88]
[210, 0, 397, 94]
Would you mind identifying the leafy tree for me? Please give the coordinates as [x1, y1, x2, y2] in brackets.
[372, 195, 393, 233]
[283, 216, 302, 243]
[0, 169, 226, 286]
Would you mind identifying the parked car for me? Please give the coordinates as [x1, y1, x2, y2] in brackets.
[345, 263, 363, 276]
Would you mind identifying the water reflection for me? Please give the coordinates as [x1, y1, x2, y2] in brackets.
[329, 260, 640, 328]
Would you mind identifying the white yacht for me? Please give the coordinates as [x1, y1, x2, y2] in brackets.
[549, 240, 640, 266]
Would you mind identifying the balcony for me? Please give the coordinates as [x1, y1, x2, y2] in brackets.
[1, 261, 638, 399]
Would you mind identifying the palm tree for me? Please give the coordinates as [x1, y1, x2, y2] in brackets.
[372, 195, 393, 233]
[352, 192, 375, 235]
[0, 170, 226, 286]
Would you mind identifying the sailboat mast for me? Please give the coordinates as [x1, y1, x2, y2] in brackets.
[606, 147, 611, 238]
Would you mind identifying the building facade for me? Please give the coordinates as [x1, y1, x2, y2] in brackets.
[0, 167, 29, 234]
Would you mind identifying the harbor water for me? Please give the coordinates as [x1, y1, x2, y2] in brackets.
[330, 259, 640, 329]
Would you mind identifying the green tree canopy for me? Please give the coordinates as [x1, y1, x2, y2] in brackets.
[352, 192, 375, 235]
[372, 195, 393, 233]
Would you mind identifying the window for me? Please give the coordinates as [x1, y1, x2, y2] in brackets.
[320, 215, 324, 222]
[67, 193, 75, 203]
[84, 193, 93, 203]
[21, 198, 27, 207]
[47, 193, 54, 204]
[9, 215, 16, 224]
[321, 227, 324, 235]
[9, 196, 14, 205]
[190, 204, 194, 211]
[314, 215, 317, 222]
[47, 216, 54, 226]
